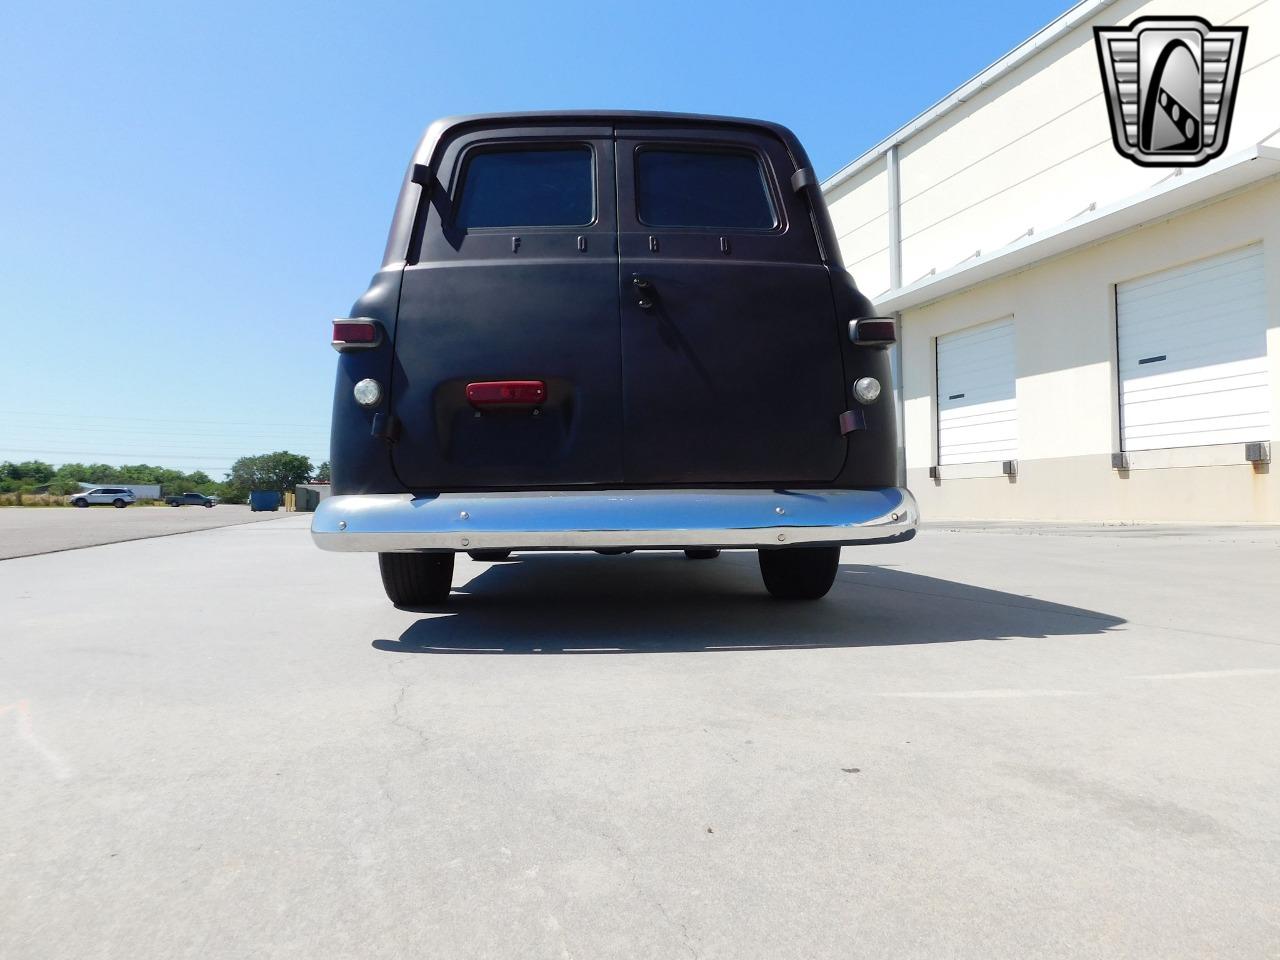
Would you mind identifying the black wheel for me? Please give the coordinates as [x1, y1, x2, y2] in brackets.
[73, 498, 88, 508]
[112, 499, 127, 508]
[684, 548, 720, 560]
[378, 552, 455, 606]
[467, 549, 511, 562]
[758, 545, 841, 600]
[204, 502, 213, 508]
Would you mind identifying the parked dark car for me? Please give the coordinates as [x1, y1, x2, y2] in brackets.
[165, 492, 217, 508]
[313, 111, 917, 604]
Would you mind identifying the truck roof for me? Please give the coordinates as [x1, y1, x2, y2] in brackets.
[382, 111, 815, 266]
[408, 111, 806, 166]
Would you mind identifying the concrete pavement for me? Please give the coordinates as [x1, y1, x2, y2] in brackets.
[2, 516, 1279, 958]
[0, 504, 282, 560]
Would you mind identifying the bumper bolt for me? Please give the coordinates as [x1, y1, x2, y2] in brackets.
[338, 520, 347, 531]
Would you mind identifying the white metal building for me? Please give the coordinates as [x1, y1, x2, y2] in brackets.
[824, 0, 1279, 521]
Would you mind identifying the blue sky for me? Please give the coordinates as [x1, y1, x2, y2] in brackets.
[0, 0, 1070, 476]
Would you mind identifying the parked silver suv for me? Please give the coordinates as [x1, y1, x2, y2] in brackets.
[71, 487, 137, 508]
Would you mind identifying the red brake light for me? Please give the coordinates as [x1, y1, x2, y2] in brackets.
[466, 380, 547, 406]
[332, 319, 381, 351]
[849, 318, 896, 346]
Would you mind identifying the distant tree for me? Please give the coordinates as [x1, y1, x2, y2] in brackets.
[314, 460, 331, 483]
[116, 464, 162, 486]
[226, 451, 313, 498]
[146, 468, 189, 493]
[0, 458, 237, 502]
[13, 461, 55, 484]
[53, 463, 90, 483]
[84, 463, 121, 484]
[1, 460, 57, 492]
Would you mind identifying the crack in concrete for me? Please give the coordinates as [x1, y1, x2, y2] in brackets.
[385, 657, 432, 752]
[376, 658, 434, 809]
[604, 834, 699, 960]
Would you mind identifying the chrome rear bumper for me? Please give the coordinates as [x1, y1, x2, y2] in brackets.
[311, 487, 917, 552]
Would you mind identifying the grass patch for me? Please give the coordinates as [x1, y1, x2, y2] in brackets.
[0, 493, 71, 507]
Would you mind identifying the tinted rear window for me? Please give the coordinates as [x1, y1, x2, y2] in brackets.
[455, 147, 594, 228]
[636, 149, 776, 229]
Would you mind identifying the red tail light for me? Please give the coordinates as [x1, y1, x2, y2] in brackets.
[332, 319, 381, 351]
[466, 380, 547, 406]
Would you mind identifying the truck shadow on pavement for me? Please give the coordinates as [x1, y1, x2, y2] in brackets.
[372, 552, 1124, 655]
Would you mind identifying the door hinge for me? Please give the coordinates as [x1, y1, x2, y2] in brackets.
[371, 413, 400, 443]
[791, 167, 816, 192]
[410, 163, 434, 191]
[838, 409, 866, 436]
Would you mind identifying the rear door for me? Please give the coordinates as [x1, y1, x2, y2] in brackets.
[390, 125, 623, 488]
[615, 126, 847, 484]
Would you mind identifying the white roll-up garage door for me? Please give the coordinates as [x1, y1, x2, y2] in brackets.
[1117, 245, 1269, 452]
[936, 317, 1017, 466]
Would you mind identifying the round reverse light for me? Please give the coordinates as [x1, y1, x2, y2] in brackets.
[353, 378, 382, 407]
[853, 377, 881, 404]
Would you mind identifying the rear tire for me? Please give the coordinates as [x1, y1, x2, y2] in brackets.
[684, 548, 720, 560]
[758, 545, 841, 600]
[467, 549, 511, 562]
[113, 499, 126, 508]
[378, 552, 455, 606]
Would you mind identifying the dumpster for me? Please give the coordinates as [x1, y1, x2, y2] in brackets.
[249, 490, 282, 512]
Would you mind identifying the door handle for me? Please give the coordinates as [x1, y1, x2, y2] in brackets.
[632, 276, 654, 309]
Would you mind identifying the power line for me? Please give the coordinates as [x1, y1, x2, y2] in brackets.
[1, 442, 326, 455]
[0, 410, 331, 429]
[2, 426, 329, 439]
[0, 448, 261, 462]
[4, 444, 324, 457]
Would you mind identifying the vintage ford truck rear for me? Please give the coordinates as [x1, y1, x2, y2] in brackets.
[313, 111, 917, 603]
